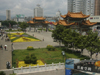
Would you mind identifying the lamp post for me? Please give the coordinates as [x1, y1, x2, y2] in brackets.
[62, 51, 65, 64]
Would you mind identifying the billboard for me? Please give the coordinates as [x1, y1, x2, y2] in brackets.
[16, 14, 25, 18]
[74, 60, 100, 73]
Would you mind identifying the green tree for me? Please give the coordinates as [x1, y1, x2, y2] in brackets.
[19, 22, 28, 31]
[52, 25, 65, 46]
[86, 31, 100, 58]
[62, 29, 79, 49]
[1, 20, 17, 27]
[75, 35, 87, 54]
[24, 54, 37, 64]
[0, 71, 6, 75]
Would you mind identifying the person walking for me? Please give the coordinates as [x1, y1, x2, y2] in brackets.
[1, 45, 3, 50]
[4, 45, 7, 50]
[96, 53, 98, 59]
[43, 38, 44, 41]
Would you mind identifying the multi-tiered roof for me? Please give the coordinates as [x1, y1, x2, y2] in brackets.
[52, 11, 97, 26]
[27, 17, 49, 24]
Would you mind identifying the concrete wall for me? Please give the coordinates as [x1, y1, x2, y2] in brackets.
[17, 69, 65, 75]
[0, 69, 14, 75]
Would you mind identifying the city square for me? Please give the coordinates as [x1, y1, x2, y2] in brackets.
[0, 0, 100, 75]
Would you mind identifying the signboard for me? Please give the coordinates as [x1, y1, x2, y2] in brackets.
[16, 14, 25, 18]
[65, 59, 80, 69]
[74, 60, 100, 73]
[65, 59, 74, 69]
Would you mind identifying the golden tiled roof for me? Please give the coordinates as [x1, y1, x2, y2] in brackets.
[61, 11, 90, 18]
[32, 17, 46, 20]
[44, 21, 50, 24]
[82, 20, 97, 26]
[58, 20, 75, 26]
[52, 20, 75, 26]
[52, 22, 58, 25]
[27, 21, 34, 24]
[27, 20, 49, 24]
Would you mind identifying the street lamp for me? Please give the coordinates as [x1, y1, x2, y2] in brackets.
[61, 51, 65, 63]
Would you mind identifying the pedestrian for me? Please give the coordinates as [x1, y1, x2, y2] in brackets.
[43, 38, 44, 41]
[8, 62, 11, 69]
[6, 61, 9, 69]
[4, 45, 6, 50]
[11, 43, 13, 46]
[96, 53, 98, 58]
[1, 45, 3, 50]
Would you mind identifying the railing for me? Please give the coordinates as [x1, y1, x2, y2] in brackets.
[13, 62, 65, 74]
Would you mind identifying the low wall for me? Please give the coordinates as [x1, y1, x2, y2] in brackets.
[17, 68, 65, 75]
[0, 69, 14, 75]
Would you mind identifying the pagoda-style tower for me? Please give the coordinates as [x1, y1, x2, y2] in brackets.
[52, 11, 97, 35]
[27, 17, 49, 32]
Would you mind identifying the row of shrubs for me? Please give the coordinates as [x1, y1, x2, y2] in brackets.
[46, 45, 55, 51]
[6, 29, 22, 31]
[27, 45, 55, 51]
[27, 46, 34, 50]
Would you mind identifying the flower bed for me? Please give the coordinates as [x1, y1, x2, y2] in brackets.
[18, 60, 44, 68]
[7, 33, 40, 42]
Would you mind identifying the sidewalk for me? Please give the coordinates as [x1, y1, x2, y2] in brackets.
[0, 36, 12, 70]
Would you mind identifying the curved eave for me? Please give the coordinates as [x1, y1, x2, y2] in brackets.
[82, 22, 97, 26]
[70, 15, 90, 19]
[61, 15, 67, 18]
[27, 21, 35, 24]
[44, 21, 50, 24]
[59, 22, 75, 26]
[32, 17, 46, 20]
[52, 22, 58, 26]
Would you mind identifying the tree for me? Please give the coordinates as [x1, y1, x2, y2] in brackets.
[52, 25, 65, 46]
[86, 31, 100, 58]
[19, 22, 28, 31]
[62, 29, 79, 49]
[0, 71, 6, 75]
[24, 54, 37, 64]
[75, 35, 87, 55]
[1, 20, 17, 27]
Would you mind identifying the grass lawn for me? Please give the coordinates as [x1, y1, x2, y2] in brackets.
[12, 47, 90, 68]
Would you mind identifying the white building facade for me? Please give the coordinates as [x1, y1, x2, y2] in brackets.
[6, 10, 11, 20]
[34, 4, 43, 17]
[68, 0, 95, 16]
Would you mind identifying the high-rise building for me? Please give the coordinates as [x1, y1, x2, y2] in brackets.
[68, 0, 95, 16]
[72, 0, 83, 13]
[68, 0, 73, 12]
[83, 0, 95, 15]
[34, 4, 43, 17]
[6, 10, 11, 20]
[94, 0, 100, 15]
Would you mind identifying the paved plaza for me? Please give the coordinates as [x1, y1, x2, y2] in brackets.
[13, 30, 60, 50]
[0, 29, 100, 70]
[0, 36, 12, 70]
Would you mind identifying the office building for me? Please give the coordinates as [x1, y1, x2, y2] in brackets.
[34, 4, 43, 17]
[6, 10, 11, 20]
[94, 0, 100, 15]
[68, 0, 95, 15]
[13, 14, 25, 22]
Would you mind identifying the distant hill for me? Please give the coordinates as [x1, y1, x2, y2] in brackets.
[0, 15, 6, 21]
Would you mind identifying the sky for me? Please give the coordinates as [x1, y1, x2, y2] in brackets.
[0, 0, 68, 18]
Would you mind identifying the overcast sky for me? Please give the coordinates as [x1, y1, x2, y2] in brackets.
[0, 0, 68, 17]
